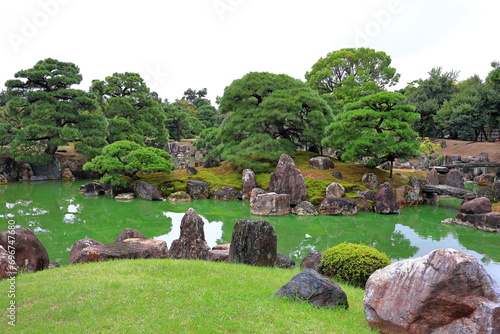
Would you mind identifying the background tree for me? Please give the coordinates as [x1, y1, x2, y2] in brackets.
[434, 75, 497, 141]
[218, 72, 333, 172]
[323, 92, 420, 177]
[83, 140, 174, 186]
[163, 102, 205, 141]
[404, 67, 459, 137]
[2, 58, 103, 163]
[91, 72, 168, 147]
[305, 48, 400, 109]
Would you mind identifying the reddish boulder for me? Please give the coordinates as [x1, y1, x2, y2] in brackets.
[309, 157, 335, 170]
[116, 228, 147, 242]
[229, 219, 277, 267]
[69, 238, 103, 264]
[168, 208, 210, 260]
[442, 169, 464, 189]
[72, 238, 168, 264]
[0, 227, 50, 272]
[269, 154, 307, 205]
[460, 196, 492, 214]
[250, 193, 291, 216]
[364, 249, 500, 334]
[300, 250, 324, 273]
[374, 182, 400, 214]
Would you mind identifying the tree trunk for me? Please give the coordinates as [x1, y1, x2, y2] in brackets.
[389, 160, 393, 179]
[44, 144, 58, 155]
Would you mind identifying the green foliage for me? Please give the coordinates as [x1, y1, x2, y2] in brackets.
[218, 72, 333, 171]
[163, 102, 205, 141]
[321, 243, 391, 287]
[305, 48, 400, 108]
[91, 72, 168, 146]
[404, 67, 459, 137]
[418, 137, 440, 156]
[2, 58, 104, 163]
[323, 92, 420, 177]
[83, 140, 174, 186]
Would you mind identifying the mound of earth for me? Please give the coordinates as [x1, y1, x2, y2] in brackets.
[431, 139, 500, 162]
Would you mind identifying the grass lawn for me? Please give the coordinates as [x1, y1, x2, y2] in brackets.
[0, 259, 374, 333]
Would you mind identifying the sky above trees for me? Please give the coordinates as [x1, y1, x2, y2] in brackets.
[1, 0, 498, 104]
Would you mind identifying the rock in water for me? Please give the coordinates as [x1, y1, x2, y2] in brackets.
[364, 248, 500, 334]
[274, 269, 348, 308]
[133, 181, 163, 201]
[269, 154, 307, 205]
[187, 180, 210, 199]
[229, 219, 277, 267]
[168, 208, 210, 260]
[242, 169, 257, 200]
[250, 193, 291, 216]
[374, 182, 400, 214]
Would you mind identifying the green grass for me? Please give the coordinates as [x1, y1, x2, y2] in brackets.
[0, 260, 374, 333]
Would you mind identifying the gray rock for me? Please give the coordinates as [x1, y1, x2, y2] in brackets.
[212, 186, 238, 201]
[202, 156, 220, 168]
[362, 172, 379, 189]
[291, 201, 318, 216]
[133, 181, 163, 201]
[326, 182, 345, 198]
[330, 171, 344, 180]
[442, 169, 464, 189]
[274, 269, 348, 309]
[186, 166, 198, 175]
[250, 193, 291, 216]
[79, 182, 104, 196]
[242, 169, 257, 201]
[229, 219, 277, 267]
[249, 188, 266, 207]
[318, 197, 358, 215]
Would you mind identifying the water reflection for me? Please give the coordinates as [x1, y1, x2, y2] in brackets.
[1, 181, 500, 283]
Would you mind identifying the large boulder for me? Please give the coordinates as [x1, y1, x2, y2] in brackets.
[364, 248, 500, 334]
[116, 228, 147, 242]
[300, 250, 324, 273]
[168, 208, 210, 260]
[326, 182, 345, 198]
[187, 180, 210, 199]
[309, 157, 335, 170]
[229, 219, 277, 267]
[269, 154, 307, 205]
[274, 269, 348, 309]
[241, 169, 257, 200]
[133, 181, 163, 201]
[442, 169, 464, 189]
[362, 172, 379, 189]
[291, 201, 318, 216]
[69, 238, 103, 265]
[79, 182, 104, 196]
[374, 182, 400, 214]
[0, 245, 19, 279]
[460, 196, 492, 214]
[72, 238, 168, 264]
[318, 198, 358, 216]
[0, 227, 50, 272]
[395, 185, 420, 207]
[212, 186, 238, 201]
[250, 193, 291, 216]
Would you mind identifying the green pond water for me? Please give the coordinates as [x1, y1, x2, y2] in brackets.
[2, 180, 500, 282]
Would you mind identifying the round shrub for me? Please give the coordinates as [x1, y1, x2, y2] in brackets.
[321, 243, 391, 287]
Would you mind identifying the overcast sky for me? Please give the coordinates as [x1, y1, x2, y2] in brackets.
[1, 0, 498, 104]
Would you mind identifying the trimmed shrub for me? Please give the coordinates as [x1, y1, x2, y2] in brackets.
[321, 243, 391, 288]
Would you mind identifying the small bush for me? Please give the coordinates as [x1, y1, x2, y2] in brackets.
[321, 243, 391, 288]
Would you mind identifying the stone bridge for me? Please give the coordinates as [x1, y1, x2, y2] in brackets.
[422, 185, 473, 199]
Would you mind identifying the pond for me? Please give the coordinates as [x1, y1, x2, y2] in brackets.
[2, 180, 500, 283]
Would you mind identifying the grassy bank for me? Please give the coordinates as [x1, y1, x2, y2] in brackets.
[0, 259, 373, 333]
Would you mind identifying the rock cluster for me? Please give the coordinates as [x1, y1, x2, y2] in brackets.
[445, 194, 500, 232]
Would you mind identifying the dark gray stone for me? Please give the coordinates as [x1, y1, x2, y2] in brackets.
[202, 156, 221, 168]
[318, 198, 358, 215]
[229, 219, 277, 267]
[212, 186, 238, 201]
[276, 254, 295, 269]
[309, 157, 335, 170]
[330, 171, 344, 180]
[186, 166, 198, 175]
[274, 268, 348, 308]
[79, 182, 104, 196]
[133, 181, 163, 201]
